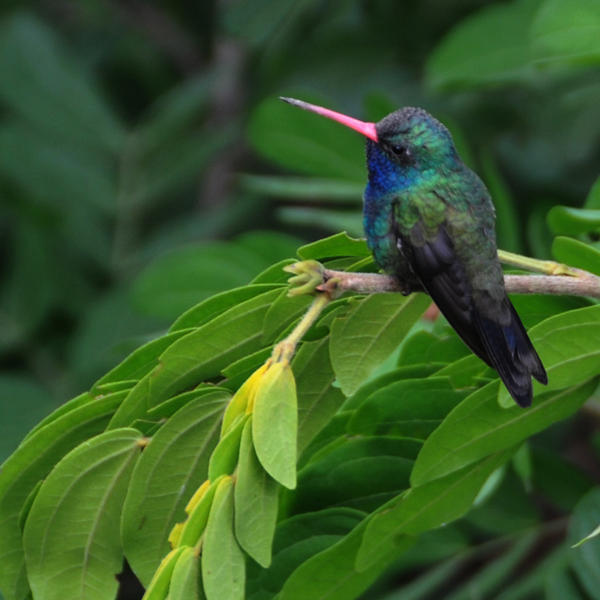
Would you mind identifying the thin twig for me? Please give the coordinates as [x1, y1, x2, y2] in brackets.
[321, 269, 600, 299]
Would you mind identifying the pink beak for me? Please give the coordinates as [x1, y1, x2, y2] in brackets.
[280, 97, 378, 142]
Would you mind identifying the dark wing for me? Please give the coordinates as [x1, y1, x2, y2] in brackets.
[399, 223, 546, 407]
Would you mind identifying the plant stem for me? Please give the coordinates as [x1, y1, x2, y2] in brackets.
[319, 268, 600, 299]
[497, 250, 580, 276]
[271, 294, 331, 363]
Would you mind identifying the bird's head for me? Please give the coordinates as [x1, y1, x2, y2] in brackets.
[280, 97, 459, 194]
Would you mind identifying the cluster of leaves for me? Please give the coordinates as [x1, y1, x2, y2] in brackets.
[0, 228, 599, 600]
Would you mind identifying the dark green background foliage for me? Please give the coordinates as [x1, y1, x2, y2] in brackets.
[0, 1, 599, 599]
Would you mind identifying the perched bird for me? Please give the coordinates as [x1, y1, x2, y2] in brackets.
[280, 97, 547, 407]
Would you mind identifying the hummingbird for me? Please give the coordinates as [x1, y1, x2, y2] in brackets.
[280, 97, 547, 407]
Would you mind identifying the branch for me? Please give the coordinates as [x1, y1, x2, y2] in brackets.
[319, 268, 600, 299]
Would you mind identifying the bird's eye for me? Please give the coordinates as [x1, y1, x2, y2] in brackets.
[391, 144, 410, 158]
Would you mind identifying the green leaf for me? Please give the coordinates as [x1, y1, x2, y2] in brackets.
[398, 330, 469, 367]
[531, 0, 600, 65]
[330, 293, 430, 396]
[177, 478, 221, 548]
[23, 428, 142, 600]
[293, 337, 346, 455]
[552, 236, 600, 276]
[170, 284, 282, 332]
[426, 0, 542, 89]
[293, 436, 420, 513]
[202, 477, 245, 600]
[411, 379, 596, 487]
[547, 206, 600, 236]
[247, 96, 365, 181]
[252, 362, 297, 489]
[498, 304, 600, 406]
[143, 546, 187, 600]
[121, 396, 227, 585]
[170, 546, 204, 600]
[234, 418, 279, 567]
[568, 487, 600, 596]
[208, 414, 248, 481]
[0, 392, 123, 600]
[356, 450, 513, 571]
[277, 508, 412, 600]
[0, 14, 123, 153]
[297, 232, 369, 261]
[348, 378, 467, 440]
[110, 287, 281, 427]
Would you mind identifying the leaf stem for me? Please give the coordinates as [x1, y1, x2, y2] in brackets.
[497, 250, 580, 276]
[271, 294, 331, 363]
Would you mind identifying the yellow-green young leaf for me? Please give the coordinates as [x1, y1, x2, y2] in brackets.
[252, 362, 298, 489]
[208, 414, 248, 480]
[235, 418, 279, 567]
[221, 363, 268, 436]
[170, 546, 204, 600]
[201, 477, 245, 600]
[330, 293, 430, 396]
[143, 547, 187, 600]
[177, 477, 223, 548]
[356, 450, 513, 572]
[23, 429, 143, 600]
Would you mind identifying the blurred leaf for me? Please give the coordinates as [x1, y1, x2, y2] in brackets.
[248, 96, 365, 181]
[531, 0, 600, 64]
[585, 176, 600, 208]
[278, 207, 364, 237]
[132, 242, 267, 319]
[568, 487, 600, 596]
[136, 75, 212, 154]
[411, 379, 595, 487]
[23, 428, 142, 600]
[330, 293, 430, 396]
[552, 236, 600, 275]
[121, 395, 227, 586]
[297, 232, 369, 260]
[0, 13, 123, 152]
[234, 418, 279, 568]
[481, 153, 523, 252]
[547, 206, 600, 235]
[202, 477, 245, 600]
[426, 0, 542, 89]
[0, 375, 56, 462]
[240, 174, 363, 202]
